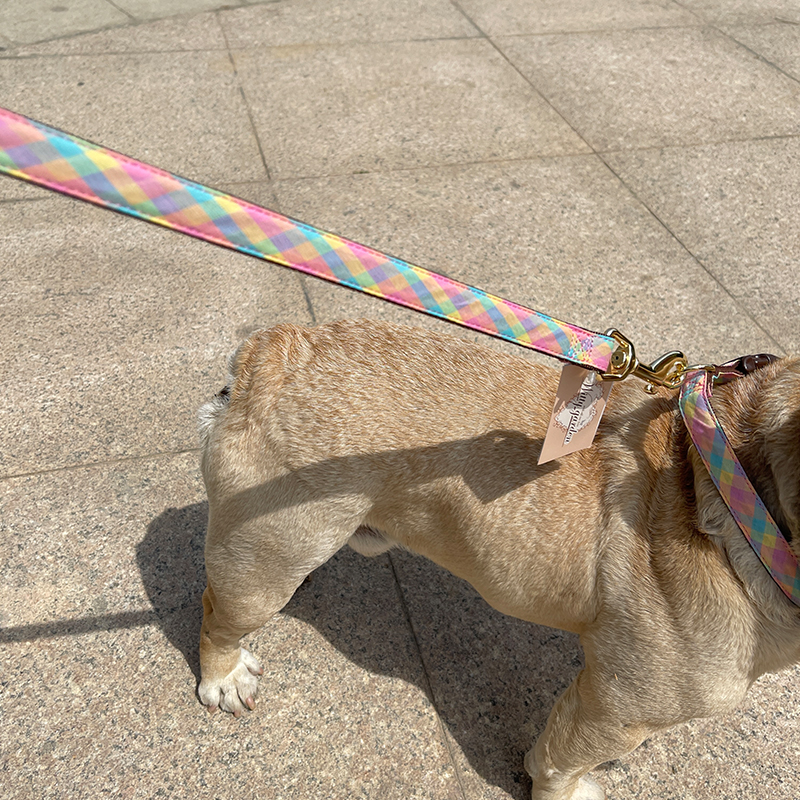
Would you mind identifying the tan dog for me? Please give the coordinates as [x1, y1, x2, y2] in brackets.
[196, 320, 800, 800]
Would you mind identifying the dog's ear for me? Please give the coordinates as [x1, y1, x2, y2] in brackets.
[761, 366, 800, 556]
[766, 420, 800, 554]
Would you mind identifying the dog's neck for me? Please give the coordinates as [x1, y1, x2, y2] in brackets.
[684, 360, 800, 635]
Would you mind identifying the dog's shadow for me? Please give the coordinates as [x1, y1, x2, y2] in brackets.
[139, 498, 582, 799]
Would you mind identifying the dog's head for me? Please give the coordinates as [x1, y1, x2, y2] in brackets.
[751, 358, 800, 557]
[694, 358, 800, 615]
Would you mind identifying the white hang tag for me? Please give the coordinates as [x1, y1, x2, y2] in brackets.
[538, 364, 613, 465]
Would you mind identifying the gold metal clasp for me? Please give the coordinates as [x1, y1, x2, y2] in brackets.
[602, 329, 688, 393]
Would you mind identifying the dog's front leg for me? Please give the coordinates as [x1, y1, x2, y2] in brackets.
[525, 667, 651, 800]
[197, 583, 266, 717]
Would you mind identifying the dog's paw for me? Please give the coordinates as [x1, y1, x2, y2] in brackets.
[529, 775, 605, 800]
[569, 776, 605, 800]
[198, 648, 263, 717]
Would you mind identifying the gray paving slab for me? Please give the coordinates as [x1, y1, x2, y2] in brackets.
[0, 50, 264, 186]
[218, 0, 478, 48]
[724, 20, 800, 81]
[0, 0, 129, 46]
[0, 191, 307, 477]
[274, 158, 774, 364]
[0, 175, 49, 201]
[679, 0, 800, 24]
[12, 10, 227, 55]
[498, 27, 800, 152]
[231, 38, 590, 181]
[605, 138, 800, 353]
[455, 0, 701, 35]
[0, 456, 463, 800]
[114, 0, 240, 21]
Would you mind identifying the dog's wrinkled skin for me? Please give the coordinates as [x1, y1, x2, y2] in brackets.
[197, 320, 800, 800]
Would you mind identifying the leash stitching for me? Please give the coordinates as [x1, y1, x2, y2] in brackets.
[0, 107, 614, 369]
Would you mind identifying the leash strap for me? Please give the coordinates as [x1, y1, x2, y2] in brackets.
[0, 107, 617, 372]
[680, 368, 800, 606]
[2, 107, 797, 605]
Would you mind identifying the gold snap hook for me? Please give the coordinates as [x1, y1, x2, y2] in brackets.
[601, 329, 688, 391]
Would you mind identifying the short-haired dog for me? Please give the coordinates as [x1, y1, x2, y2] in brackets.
[196, 320, 800, 800]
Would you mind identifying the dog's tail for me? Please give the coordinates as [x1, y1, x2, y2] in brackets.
[198, 325, 311, 451]
[197, 333, 257, 449]
[198, 384, 231, 450]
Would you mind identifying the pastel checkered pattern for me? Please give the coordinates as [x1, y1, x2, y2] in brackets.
[0, 107, 616, 371]
[680, 369, 800, 607]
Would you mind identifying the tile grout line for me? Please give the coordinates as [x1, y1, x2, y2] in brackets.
[239, 129, 800, 185]
[447, 0, 790, 356]
[0, 35, 482, 62]
[388, 551, 471, 800]
[711, 27, 800, 87]
[1, 0, 740, 57]
[215, 7, 322, 324]
[0, 46, 230, 60]
[0, 448, 201, 483]
[217, 12, 272, 184]
[0, 0, 252, 52]
[597, 155, 787, 355]
[671, 0, 800, 87]
[102, 0, 136, 24]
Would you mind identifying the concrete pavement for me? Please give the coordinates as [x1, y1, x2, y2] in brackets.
[1, 1, 799, 798]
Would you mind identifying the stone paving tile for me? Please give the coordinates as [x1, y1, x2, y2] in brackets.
[0, 50, 264, 186]
[0, 193, 308, 477]
[498, 27, 800, 152]
[274, 157, 774, 365]
[679, 0, 800, 24]
[12, 11, 227, 55]
[455, 0, 700, 35]
[605, 137, 800, 353]
[723, 20, 800, 81]
[0, 455, 463, 800]
[219, 0, 478, 48]
[0, 0, 128, 46]
[389, 550, 582, 800]
[0, 176, 49, 201]
[114, 0, 240, 20]
[232, 38, 589, 181]
[390, 551, 800, 800]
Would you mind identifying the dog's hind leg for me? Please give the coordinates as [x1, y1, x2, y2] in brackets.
[198, 578, 269, 717]
[197, 502, 358, 716]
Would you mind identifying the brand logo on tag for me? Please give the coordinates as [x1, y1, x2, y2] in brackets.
[555, 372, 604, 443]
[538, 364, 613, 465]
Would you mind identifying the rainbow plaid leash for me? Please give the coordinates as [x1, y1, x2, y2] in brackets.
[680, 369, 800, 606]
[0, 107, 616, 373]
[1, 107, 798, 606]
